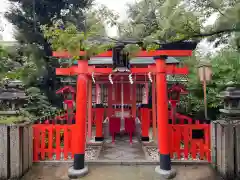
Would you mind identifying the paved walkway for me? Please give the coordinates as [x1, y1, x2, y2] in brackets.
[22, 164, 218, 180]
[98, 135, 146, 160]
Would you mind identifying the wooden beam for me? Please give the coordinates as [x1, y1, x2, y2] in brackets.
[56, 65, 188, 76]
[131, 66, 188, 75]
[55, 67, 78, 76]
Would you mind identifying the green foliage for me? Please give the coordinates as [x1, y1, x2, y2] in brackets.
[180, 48, 240, 119]
[0, 115, 30, 124]
[119, 0, 201, 43]
[5, 0, 93, 108]
[24, 87, 57, 117]
[41, 6, 120, 59]
[118, 0, 240, 49]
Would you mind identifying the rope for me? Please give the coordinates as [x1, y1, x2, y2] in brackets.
[148, 72, 152, 83]
[91, 72, 95, 84]
[108, 74, 113, 84]
[129, 73, 133, 84]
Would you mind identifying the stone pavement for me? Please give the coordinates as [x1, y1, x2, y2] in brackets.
[22, 164, 219, 180]
[98, 135, 146, 160]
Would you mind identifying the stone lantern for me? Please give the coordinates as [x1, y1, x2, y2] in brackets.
[213, 84, 240, 179]
[219, 85, 240, 118]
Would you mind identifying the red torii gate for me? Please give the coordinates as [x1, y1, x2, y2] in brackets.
[53, 49, 194, 179]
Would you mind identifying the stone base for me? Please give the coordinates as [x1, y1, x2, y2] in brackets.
[68, 166, 89, 179]
[141, 136, 150, 142]
[155, 166, 176, 179]
[95, 137, 104, 141]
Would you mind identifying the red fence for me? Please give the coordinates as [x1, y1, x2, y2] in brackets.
[32, 120, 211, 162]
[33, 124, 74, 162]
[170, 124, 211, 161]
[140, 108, 210, 125]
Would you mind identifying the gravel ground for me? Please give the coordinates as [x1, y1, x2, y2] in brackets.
[40, 146, 101, 161]
[145, 147, 201, 161]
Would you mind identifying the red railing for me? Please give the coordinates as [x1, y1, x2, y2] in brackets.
[143, 109, 209, 125]
[32, 119, 211, 162]
[170, 124, 211, 161]
[33, 124, 74, 162]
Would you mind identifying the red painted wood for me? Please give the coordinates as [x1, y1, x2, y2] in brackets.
[169, 124, 211, 161]
[40, 127, 45, 160]
[183, 127, 189, 159]
[132, 84, 137, 118]
[48, 126, 53, 160]
[56, 126, 61, 160]
[124, 84, 131, 103]
[115, 83, 121, 103]
[156, 59, 171, 155]
[56, 66, 189, 76]
[107, 84, 113, 117]
[95, 108, 105, 138]
[64, 126, 69, 160]
[33, 127, 39, 161]
[140, 108, 150, 138]
[32, 125, 74, 162]
[32, 123, 211, 162]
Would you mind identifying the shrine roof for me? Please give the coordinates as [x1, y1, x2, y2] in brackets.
[70, 57, 179, 65]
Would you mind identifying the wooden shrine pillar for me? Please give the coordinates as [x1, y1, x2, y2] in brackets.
[69, 60, 88, 178]
[132, 84, 137, 118]
[154, 56, 176, 179]
[140, 83, 150, 141]
[107, 84, 113, 117]
[152, 75, 157, 141]
[87, 79, 92, 140]
[95, 83, 104, 141]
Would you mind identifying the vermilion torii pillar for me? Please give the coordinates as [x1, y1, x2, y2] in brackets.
[67, 60, 89, 179]
[154, 56, 176, 179]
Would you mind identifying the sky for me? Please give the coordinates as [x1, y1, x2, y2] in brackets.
[0, 0, 135, 41]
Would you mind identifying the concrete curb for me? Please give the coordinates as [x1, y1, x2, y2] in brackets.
[34, 160, 210, 166]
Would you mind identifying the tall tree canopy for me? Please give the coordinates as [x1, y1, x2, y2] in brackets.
[5, 0, 93, 106]
[118, 0, 240, 49]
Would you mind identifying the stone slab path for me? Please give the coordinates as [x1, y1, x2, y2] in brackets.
[22, 164, 219, 180]
[98, 135, 146, 160]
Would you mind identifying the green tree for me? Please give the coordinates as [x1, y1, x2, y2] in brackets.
[42, 5, 119, 59]
[5, 0, 93, 106]
[24, 87, 57, 117]
[179, 48, 240, 119]
[119, 0, 240, 48]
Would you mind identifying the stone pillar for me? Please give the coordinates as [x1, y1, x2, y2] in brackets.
[211, 86, 240, 179]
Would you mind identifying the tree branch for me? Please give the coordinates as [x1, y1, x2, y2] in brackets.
[173, 28, 240, 43]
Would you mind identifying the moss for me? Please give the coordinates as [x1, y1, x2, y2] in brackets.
[0, 115, 29, 124]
